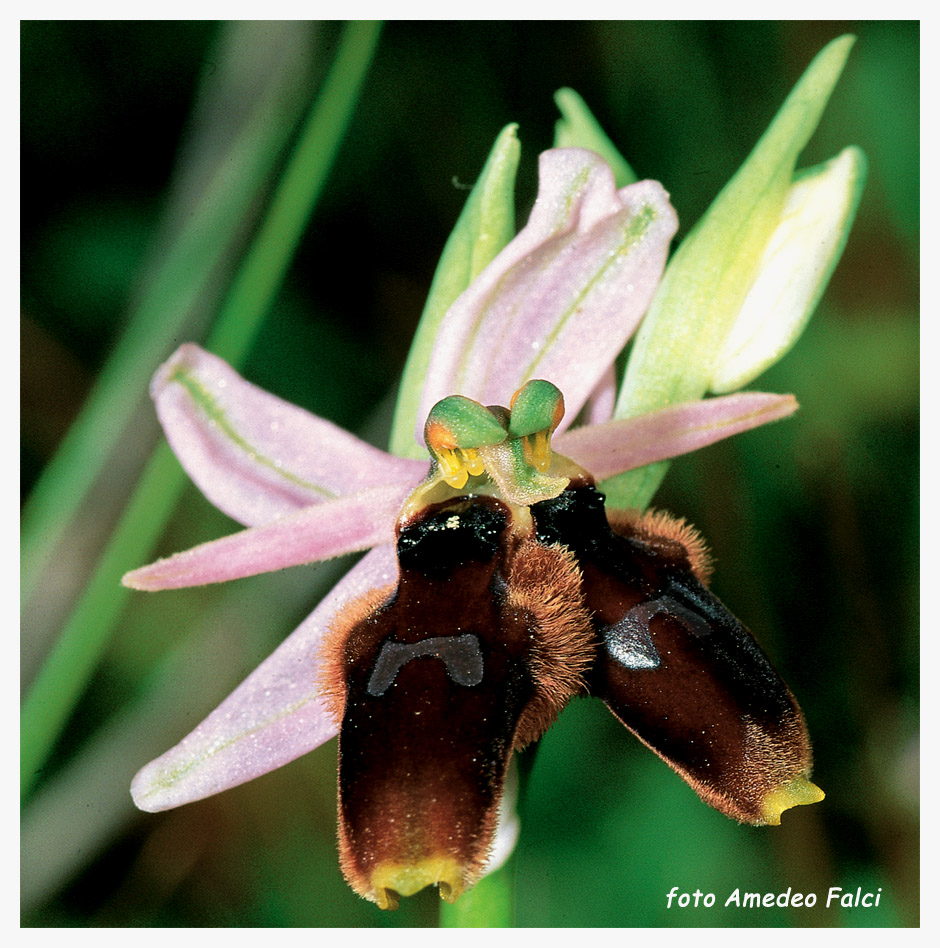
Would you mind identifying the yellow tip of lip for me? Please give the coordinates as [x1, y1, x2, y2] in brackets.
[761, 777, 826, 825]
[371, 855, 464, 909]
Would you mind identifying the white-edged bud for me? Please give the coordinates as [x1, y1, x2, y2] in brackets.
[710, 146, 866, 394]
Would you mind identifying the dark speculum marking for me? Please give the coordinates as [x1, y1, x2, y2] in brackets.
[604, 601, 661, 669]
[531, 486, 795, 719]
[604, 595, 715, 670]
[366, 633, 485, 696]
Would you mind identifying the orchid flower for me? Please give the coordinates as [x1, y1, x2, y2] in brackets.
[122, 145, 823, 910]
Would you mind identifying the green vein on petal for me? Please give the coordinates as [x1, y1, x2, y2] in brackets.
[138, 693, 311, 800]
[520, 202, 657, 382]
[168, 364, 335, 500]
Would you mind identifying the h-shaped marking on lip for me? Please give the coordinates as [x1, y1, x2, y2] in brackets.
[604, 595, 712, 670]
[367, 633, 485, 696]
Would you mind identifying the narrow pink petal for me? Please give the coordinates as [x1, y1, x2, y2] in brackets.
[154, 344, 425, 526]
[555, 392, 798, 481]
[416, 149, 678, 441]
[122, 482, 414, 591]
[131, 546, 398, 812]
[580, 363, 618, 426]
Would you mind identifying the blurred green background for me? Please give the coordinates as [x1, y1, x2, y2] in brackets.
[21, 21, 918, 927]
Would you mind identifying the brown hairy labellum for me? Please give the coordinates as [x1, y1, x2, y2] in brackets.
[529, 483, 816, 826]
[316, 469, 821, 910]
[324, 495, 593, 908]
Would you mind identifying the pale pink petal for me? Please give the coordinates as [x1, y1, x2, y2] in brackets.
[555, 392, 798, 481]
[580, 363, 618, 426]
[416, 149, 678, 443]
[155, 344, 425, 526]
[122, 482, 414, 591]
[131, 546, 398, 812]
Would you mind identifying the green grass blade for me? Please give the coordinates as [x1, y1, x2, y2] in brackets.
[20, 24, 311, 606]
[20, 20, 383, 801]
[21, 445, 184, 798]
[207, 20, 383, 364]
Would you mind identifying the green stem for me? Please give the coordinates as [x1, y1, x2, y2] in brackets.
[438, 746, 538, 927]
[20, 20, 383, 802]
[439, 862, 516, 927]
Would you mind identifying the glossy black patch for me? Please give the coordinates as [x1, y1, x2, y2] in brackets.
[532, 484, 689, 593]
[530, 483, 610, 552]
[530, 486, 786, 703]
[397, 498, 505, 579]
